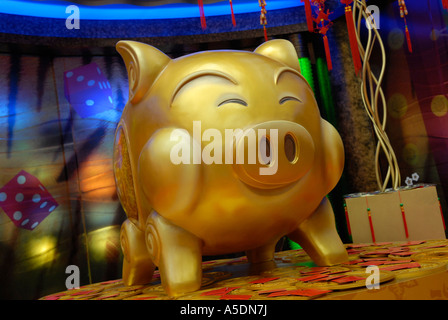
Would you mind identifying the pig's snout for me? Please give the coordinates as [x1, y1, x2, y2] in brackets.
[233, 120, 315, 189]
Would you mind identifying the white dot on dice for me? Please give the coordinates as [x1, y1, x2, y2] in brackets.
[0, 192, 6, 201]
[15, 193, 24, 202]
[88, 80, 95, 86]
[13, 211, 22, 221]
[66, 71, 73, 78]
[31, 222, 39, 229]
[86, 100, 94, 106]
[21, 219, 29, 226]
[33, 194, 41, 203]
[17, 175, 26, 184]
[40, 201, 47, 208]
[77, 75, 84, 82]
[49, 205, 56, 212]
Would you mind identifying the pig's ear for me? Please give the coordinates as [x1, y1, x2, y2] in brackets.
[116, 41, 171, 104]
[254, 39, 301, 73]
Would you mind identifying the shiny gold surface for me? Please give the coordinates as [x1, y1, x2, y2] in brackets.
[113, 39, 347, 296]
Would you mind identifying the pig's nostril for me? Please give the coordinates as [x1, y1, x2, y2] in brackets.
[259, 135, 271, 165]
[284, 133, 297, 163]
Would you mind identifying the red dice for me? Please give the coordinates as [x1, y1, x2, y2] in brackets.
[0, 170, 58, 230]
[64, 62, 114, 118]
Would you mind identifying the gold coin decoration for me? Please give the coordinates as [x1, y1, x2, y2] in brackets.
[380, 261, 447, 280]
[411, 249, 448, 263]
[261, 265, 308, 277]
[39, 242, 448, 300]
[295, 270, 395, 291]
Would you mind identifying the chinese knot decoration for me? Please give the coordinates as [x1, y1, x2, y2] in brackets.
[303, 0, 334, 71]
[259, 0, 268, 41]
[303, 0, 362, 74]
[398, 0, 412, 53]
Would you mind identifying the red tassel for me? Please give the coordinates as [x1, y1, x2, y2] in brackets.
[405, 25, 412, 53]
[323, 35, 332, 71]
[365, 198, 376, 243]
[198, 0, 206, 29]
[398, 192, 409, 239]
[229, 0, 236, 27]
[439, 199, 446, 230]
[443, 0, 448, 9]
[367, 210, 376, 243]
[303, 0, 314, 32]
[263, 25, 268, 42]
[400, 205, 410, 239]
[345, 5, 362, 75]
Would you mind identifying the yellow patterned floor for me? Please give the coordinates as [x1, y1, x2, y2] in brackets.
[40, 239, 448, 300]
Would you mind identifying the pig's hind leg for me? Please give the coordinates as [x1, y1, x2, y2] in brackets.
[245, 240, 278, 263]
[121, 219, 157, 286]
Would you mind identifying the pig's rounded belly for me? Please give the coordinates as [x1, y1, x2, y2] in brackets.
[173, 199, 307, 256]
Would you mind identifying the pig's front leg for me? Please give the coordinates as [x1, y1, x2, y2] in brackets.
[138, 127, 203, 297]
[287, 197, 348, 266]
[146, 211, 203, 297]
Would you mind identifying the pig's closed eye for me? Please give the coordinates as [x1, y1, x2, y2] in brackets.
[218, 98, 248, 107]
[279, 96, 302, 104]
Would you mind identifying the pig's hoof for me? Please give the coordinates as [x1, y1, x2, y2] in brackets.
[145, 221, 161, 265]
[120, 219, 156, 286]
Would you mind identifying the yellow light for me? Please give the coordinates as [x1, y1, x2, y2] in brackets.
[87, 226, 121, 263]
[21, 235, 58, 271]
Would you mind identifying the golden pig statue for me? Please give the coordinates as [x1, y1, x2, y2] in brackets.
[113, 39, 348, 297]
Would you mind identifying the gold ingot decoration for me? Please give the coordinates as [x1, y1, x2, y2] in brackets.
[113, 39, 348, 297]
